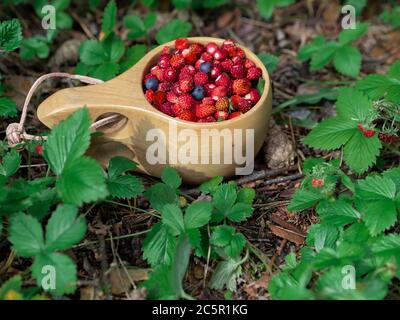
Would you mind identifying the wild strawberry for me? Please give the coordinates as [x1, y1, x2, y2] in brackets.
[379, 133, 399, 144]
[172, 82, 183, 95]
[143, 73, 154, 83]
[364, 129, 375, 138]
[236, 47, 245, 58]
[170, 54, 185, 69]
[175, 38, 189, 50]
[232, 79, 251, 95]
[158, 82, 172, 92]
[215, 73, 231, 87]
[230, 64, 246, 79]
[184, 51, 198, 65]
[230, 95, 241, 108]
[222, 39, 235, 50]
[178, 93, 194, 110]
[210, 64, 222, 78]
[215, 97, 229, 111]
[167, 91, 179, 104]
[153, 91, 166, 107]
[211, 86, 229, 100]
[227, 46, 238, 57]
[163, 68, 177, 82]
[189, 43, 204, 56]
[158, 102, 175, 117]
[179, 77, 194, 93]
[312, 178, 324, 188]
[220, 59, 233, 72]
[202, 97, 215, 106]
[201, 52, 213, 62]
[150, 65, 164, 81]
[179, 65, 196, 79]
[244, 58, 256, 69]
[247, 66, 262, 81]
[195, 103, 216, 118]
[245, 88, 261, 104]
[172, 103, 182, 116]
[161, 46, 170, 55]
[237, 98, 252, 113]
[204, 83, 216, 96]
[357, 123, 365, 133]
[157, 54, 170, 68]
[195, 59, 205, 70]
[35, 144, 43, 155]
[214, 48, 228, 61]
[229, 111, 242, 119]
[215, 110, 229, 121]
[206, 42, 218, 55]
[231, 56, 243, 65]
[194, 72, 209, 86]
[178, 110, 197, 122]
[198, 116, 216, 123]
[145, 89, 154, 103]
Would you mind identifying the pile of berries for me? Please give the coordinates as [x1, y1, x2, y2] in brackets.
[143, 38, 263, 122]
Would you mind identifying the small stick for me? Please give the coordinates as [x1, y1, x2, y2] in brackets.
[236, 165, 298, 185]
[256, 173, 303, 190]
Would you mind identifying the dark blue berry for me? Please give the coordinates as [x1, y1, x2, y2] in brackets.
[200, 62, 211, 74]
[145, 77, 158, 90]
[192, 86, 205, 100]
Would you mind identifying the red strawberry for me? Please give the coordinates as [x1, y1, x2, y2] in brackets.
[35, 144, 43, 155]
[195, 59, 205, 70]
[178, 93, 194, 110]
[158, 82, 172, 92]
[215, 97, 229, 111]
[232, 79, 251, 95]
[150, 66, 164, 81]
[179, 65, 196, 79]
[231, 64, 246, 79]
[220, 59, 233, 72]
[227, 46, 238, 57]
[179, 77, 194, 93]
[184, 52, 198, 65]
[364, 129, 375, 138]
[201, 52, 213, 62]
[229, 111, 242, 119]
[215, 110, 229, 121]
[198, 116, 216, 123]
[231, 95, 241, 108]
[204, 83, 216, 96]
[244, 58, 256, 69]
[163, 67, 178, 82]
[157, 54, 170, 68]
[357, 123, 364, 132]
[145, 89, 154, 103]
[189, 43, 204, 56]
[143, 73, 154, 83]
[379, 133, 399, 143]
[222, 39, 235, 50]
[236, 47, 245, 58]
[153, 91, 166, 107]
[172, 82, 183, 95]
[167, 91, 179, 104]
[175, 38, 189, 50]
[210, 64, 222, 78]
[158, 102, 174, 117]
[232, 56, 243, 65]
[161, 46, 170, 55]
[172, 103, 182, 116]
[245, 88, 261, 104]
[214, 48, 228, 61]
[178, 110, 196, 122]
[247, 66, 262, 81]
[194, 72, 209, 86]
[196, 103, 216, 118]
[237, 98, 252, 113]
[211, 86, 229, 100]
[312, 178, 324, 188]
[202, 97, 215, 106]
[215, 73, 231, 87]
[206, 42, 218, 54]
[170, 54, 185, 69]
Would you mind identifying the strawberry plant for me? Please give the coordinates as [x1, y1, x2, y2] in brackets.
[256, 0, 295, 20]
[380, 5, 400, 29]
[298, 23, 368, 77]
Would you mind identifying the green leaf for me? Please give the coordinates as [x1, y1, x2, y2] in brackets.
[144, 183, 179, 211]
[44, 108, 91, 175]
[91, 62, 119, 81]
[257, 53, 279, 73]
[209, 258, 242, 291]
[383, 167, 400, 192]
[237, 187, 255, 204]
[142, 222, 177, 267]
[57, 157, 109, 206]
[102, 0, 117, 36]
[45, 204, 87, 251]
[357, 176, 397, 201]
[355, 74, 397, 100]
[170, 235, 191, 298]
[172, 0, 192, 9]
[333, 45, 362, 77]
[343, 130, 382, 173]
[225, 233, 246, 258]
[155, 19, 192, 44]
[0, 19, 22, 52]
[226, 202, 253, 222]
[199, 176, 223, 194]
[107, 175, 143, 199]
[119, 44, 147, 72]
[0, 275, 22, 300]
[102, 33, 125, 62]
[310, 42, 338, 70]
[142, 265, 177, 299]
[256, 0, 274, 19]
[318, 200, 360, 227]
[288, 189, 324, 211]
[363, 200, 397, 236]
[338, 22, 368, 45]
[161, 167, 182, 189]
[161, 204, 185, 236]
[184, 201, 212, 230]
[304, 117, 357, 150]
[213, 183, 237, 214]
[298, 36, 326, 61]
[31, 252, 77, 295]
[9, 212, 44, 257]
[307, 224, 338, 252]
[79, 40, 106, 66]
[210, 225, 235, 247]
[20, 37, 49, 60]
[108, 156, 137, 179]
[336, 87, 372, 121]
[372, 234, 400, 260]
[124, 15, 145, 39]
[0, 149, 21, 177]
[388, 60, 400, 80]
[0, 97, 18, 118]
[143, 12, 157, 29]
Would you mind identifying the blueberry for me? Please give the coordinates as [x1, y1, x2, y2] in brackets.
[200, 62, 211, 74]
[145, 77, 158, 90]
[192, 86, 205, 100]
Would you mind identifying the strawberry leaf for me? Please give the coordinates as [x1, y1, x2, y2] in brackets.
[333, 45, 362, 78]
[336, 88, 372, 121]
